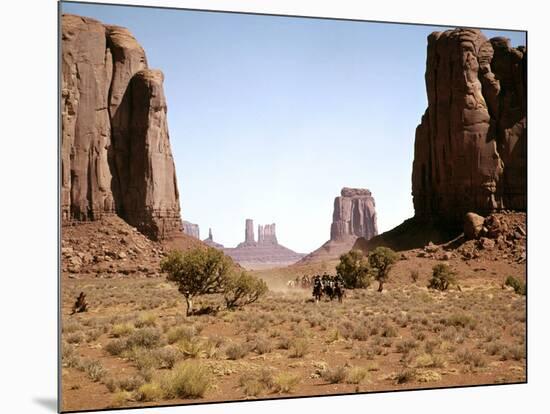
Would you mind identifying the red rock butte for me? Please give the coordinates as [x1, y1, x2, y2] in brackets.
[61, 14, 181, 241]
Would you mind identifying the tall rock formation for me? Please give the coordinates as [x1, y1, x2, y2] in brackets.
[226, 220, 303, 268]
[181, 221, 200, 239]
[258, 223, 277, 244]
[298, 187, 378, 264]
[244, 219, 255, 245]
[61, 14, 181, 240]
[203, 228, 225, 249]
[330, 188, 378, 241]
[412, 29, 526, 222]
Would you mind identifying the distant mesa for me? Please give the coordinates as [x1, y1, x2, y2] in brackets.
[181, 221, 200, 239]
[298, 187, 378, 264]
[203, 228, 225, 249]
[223, 219, 304, 269]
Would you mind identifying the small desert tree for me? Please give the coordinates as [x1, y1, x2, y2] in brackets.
[368, 246, 398, 292]
[336, 249, 371, 288]
[428, 263, 457, 291]
[224, 270, 268, 309]
[161, 247, 233, 316]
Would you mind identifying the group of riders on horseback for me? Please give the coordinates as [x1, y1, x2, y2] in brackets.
[290, 273, 346, 303]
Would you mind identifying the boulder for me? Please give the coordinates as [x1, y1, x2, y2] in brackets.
[464, 212, 485, 240]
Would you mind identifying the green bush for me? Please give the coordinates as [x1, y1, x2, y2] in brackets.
[368, 247, 398, 292]
[428, 264, 457, 291]
[224, 271, 268, 309]
[161, 248, 233, 316]
[336, 249, 371, 288]
[505, 276, 526, 295]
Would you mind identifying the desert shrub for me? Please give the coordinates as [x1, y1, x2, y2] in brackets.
[105, 338, 127, 356]
[63, 320, 82, 334]
[410, 270, 420, 283]
[381, 324, 398, 338]
[396, 339, 418, 354]
[66, 332, 85, 344]
[225, 342, 250, 360]
[130, 348, 157, 371]
[111, 391, 131, 407]
[368, 247, 398, 292]
[445, 313, 477, 330]
[224, 271, 268, 309]
[395, 368, 416, 384]
[83, 359, 107, 382]
[176, 338, 208, 359]
[135, 313, 157, 328]
[111, 323, 134, 338]
[160, 361, 212, 399]
[126, 328, 161, 349]
[505, 276, 526, 295]
[272, 372, 301, 394]
[352, 325, 370, 341]
[289, 338, 309, 358]
[161, 248, 233, 316]
[322, 365, 348, 384]
[336, 249, 371, 288]
[136, 382, 164, 402]
[253, 336, 273, 355]
[456, 349, 486, 368]
[428, 264, 457, 291]
[277, 336, 292, 350]
[167, 326, 196, 344]
[346, 366, 369, 384]
[239, 368, 274, 397]
[153, 346, 179, 369]
[116, 375, 145, 392]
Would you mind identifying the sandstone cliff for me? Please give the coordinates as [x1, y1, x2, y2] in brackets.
[412, 29, 526, 222]
[61, 14, 181, 240]
[182, 221, 200, 239]
[331, 188, 378, 241]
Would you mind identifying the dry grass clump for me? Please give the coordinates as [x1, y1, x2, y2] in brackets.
[82, 359, 107, 382]
[126, 328, 162, 349]
[289, 338, 309, 358]
[272, 372, 301, 394]
[456, 349, 486, 369]
[135, 382, 164, 402]
[159, 361, 212, 399]
[346, 366, 369, 384]
[111, 323, 134, 338]
[225, 342, 250, 360]
[239, 368, 275, 397]
[321, 365, 348, 384]
[166, 326, 196, 344]
[395, 368, 416, 384]
[252, 336, 273, 355]
[110, 391, 132, 407]
[134, 313, 157, 328]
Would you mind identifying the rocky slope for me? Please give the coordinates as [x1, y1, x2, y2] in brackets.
[61, 14, 181, 240]
[61, 216, 202, 279]
[298, 188, 378, 264]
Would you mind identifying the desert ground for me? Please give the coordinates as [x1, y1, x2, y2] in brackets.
[60, 215, 526, 412]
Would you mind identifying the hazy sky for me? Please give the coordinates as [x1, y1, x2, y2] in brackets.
[61, 1, 526, 253]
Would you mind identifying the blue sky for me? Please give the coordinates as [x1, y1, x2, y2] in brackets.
[61, 2, 526, 253]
